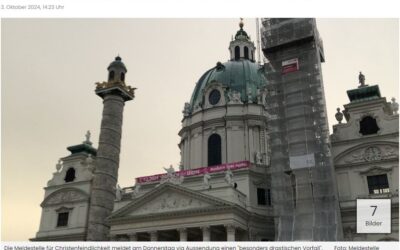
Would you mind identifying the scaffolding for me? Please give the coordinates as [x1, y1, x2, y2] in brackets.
[261, 18, 342, 241]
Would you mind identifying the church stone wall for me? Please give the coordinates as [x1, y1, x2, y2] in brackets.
[180, 104, 268, 170]
[34, 149, 94, 241]
[331, 79, 399, 241]
[332, 99, 399, 144]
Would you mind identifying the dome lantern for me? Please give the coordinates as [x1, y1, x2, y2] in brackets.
[107, 55, 127, 83]
[229, 18, 256, 61]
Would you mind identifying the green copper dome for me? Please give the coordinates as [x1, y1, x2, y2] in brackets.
[190, 60, 267, 108]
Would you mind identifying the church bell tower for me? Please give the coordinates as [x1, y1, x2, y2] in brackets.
[86, 56, 136, 241]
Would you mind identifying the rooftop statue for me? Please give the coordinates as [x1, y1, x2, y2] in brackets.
[224, 169, 233, 185]
[164, 165, 175, 175]
[115, 184, 122, 201]
[83, 130, 92, 145]
[203, 172, 211, 188]
[55, 159, 62, 172]
[359, 71, 366, 87]
[391, 97, 399, 115]
[335, 108, 344, 124]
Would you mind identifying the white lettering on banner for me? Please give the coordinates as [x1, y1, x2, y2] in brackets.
[136, 161, 250, 184]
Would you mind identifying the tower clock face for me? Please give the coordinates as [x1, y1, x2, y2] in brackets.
[209, 89, 221, 105]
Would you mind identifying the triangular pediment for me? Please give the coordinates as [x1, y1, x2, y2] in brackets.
[109, 182, 232, 219]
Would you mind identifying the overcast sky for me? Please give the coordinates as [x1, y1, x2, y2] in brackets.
[1, 18, 398, 241]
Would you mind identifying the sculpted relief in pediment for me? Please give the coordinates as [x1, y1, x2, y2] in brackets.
[42, 189, 89, 207]
[131, 191, 211, 216]
[338, 144, 398, 165]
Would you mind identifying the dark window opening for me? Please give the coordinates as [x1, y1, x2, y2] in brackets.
[257, 188, 266, 205]
[367, 174, 389, 194]
[359, 116, 380, 135]
[56, 212, 69, 227]
[208, 134, 221, 166]
[244, 46, 249, 59]
[291, 174, 297, 208]
[257, 188, 272, 206]
[108, 71, 115, 81]
[121, 72, 125, 82]
[64, 168, 76, 182]
[234, 46, 240, 60]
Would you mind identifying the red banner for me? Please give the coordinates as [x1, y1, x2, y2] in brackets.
[136, 161, 250, 184]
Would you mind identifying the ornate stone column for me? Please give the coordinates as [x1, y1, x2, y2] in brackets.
[202, 226, 210, 241]
[86, 56, 135, 241]
[129, 233, 137, 241]
[178, 228, 187, 241]
[226, 225, 236, 241]
[150, 231, 158, 241]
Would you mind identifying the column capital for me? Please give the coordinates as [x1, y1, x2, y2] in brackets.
[225, 224, 236, 232]
[178, 228, 187, 233]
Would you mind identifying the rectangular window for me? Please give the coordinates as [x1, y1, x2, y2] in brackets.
[257, 188, 266, 205]
[57, 212, 69, 227]
[367, 174, 389, 194]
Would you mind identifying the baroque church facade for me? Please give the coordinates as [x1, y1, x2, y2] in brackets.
[32, 19, 399, 242]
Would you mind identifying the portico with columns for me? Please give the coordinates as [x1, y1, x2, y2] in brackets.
[111, 225, 242, 241]
[108, 182, 273, 241]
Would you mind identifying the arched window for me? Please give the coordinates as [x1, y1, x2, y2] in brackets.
[359, 116, 379, 135]
[244, 46, 249, 59]
[64, 168, 76, 182]
[208, 134, 221, 166]
[108, 71, 115, 81]
[120, 72, 125, 82]
[234, 46, 240, 60]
